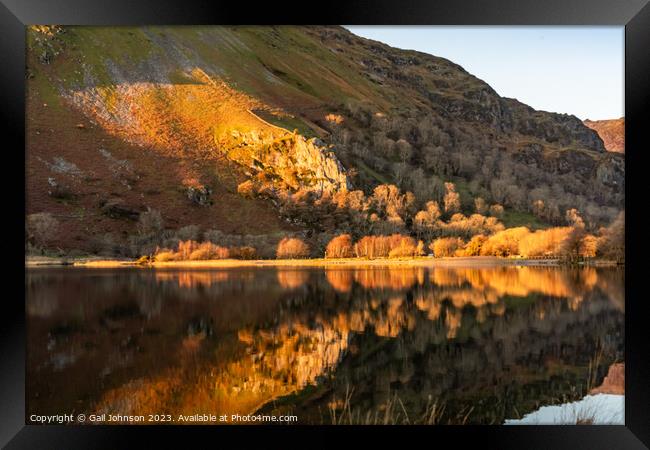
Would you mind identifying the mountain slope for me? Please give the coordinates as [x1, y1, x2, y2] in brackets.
[26, 26, 624, 255]
[584, 118, 625, 153]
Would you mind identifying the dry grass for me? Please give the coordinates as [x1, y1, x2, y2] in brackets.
[327, 387, 458, 425]
[586, 342, 604, 393]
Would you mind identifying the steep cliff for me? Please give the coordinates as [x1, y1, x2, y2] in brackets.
[584, 118, 625, 153]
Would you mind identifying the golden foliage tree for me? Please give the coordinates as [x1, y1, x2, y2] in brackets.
[489, 204, 504, 218]
[430, 237, 465, 257]
[325, 234, 354, 258]
[26, 212, 59, 248]
[597, 211, 624, 262]
[480, 227, 530, 257]
[474, 197, 488, 215]
[462, 234, 487, 256]
[443, 182, 461, 215]
[276, 237, 310, 259]
[388, 236, 419, 258]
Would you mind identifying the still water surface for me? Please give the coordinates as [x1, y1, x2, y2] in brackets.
[26, 265, 624, 424]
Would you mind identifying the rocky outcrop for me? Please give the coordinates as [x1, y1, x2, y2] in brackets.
[500, 100, 606, 152]
[584, 118, 625, 153]
[186, 185, 212, 206]
[590, 362, 624, 395]
[221, 130, 351, 195]
[292, 137, 351, 194]
[595, 154, 625, 188]
[100, 198, 142, 220]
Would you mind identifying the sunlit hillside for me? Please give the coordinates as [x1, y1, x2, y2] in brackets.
[26, 26, 624, 257]
[584, 118, 625, 153]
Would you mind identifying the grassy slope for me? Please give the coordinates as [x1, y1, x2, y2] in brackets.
[26, 27, 300, 252]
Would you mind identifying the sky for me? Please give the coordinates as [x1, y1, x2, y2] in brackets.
[344, 26, 623, 121]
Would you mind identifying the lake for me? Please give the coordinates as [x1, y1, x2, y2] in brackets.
[26, 265, 624, 424]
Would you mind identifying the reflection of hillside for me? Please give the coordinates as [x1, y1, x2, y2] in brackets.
[27, 266, 624, 424]
[90, 325, 350, 422]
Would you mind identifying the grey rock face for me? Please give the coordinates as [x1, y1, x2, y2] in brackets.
[292, 136, 351, 194]
[186, 185, 213, 206]
[224, 130, 351, 195]
[100, 198, 141, 220]
[596, 154, 625, 188]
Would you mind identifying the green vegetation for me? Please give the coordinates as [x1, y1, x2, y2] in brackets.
[501, 210, 551, 230]
[252, 110, 316, 138]
[355, 159, 392, 185]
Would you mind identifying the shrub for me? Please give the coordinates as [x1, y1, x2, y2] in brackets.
[154, 250, 178, 262]
[518, 227, 572, 257]
[176, 224, 200, 241]
[352, 234, 417, 259]
[430, 237, 465, 257]
[191, 242, 230, 260]
[443, 182, 461, 214]
[597, 211, 624, 262]
[413, 201, 442, 238]
[580, 234, 598, 258]
[150, 240, 254, 261]
[462, 234, 487, 256]
[489, 204, 504, 218]
[325, 234, 354, 258]
[237, 180, 256, 198]
[474, 197, 488, 215]
[230, 246, 257, 259]
[276, 237, 310, 259]
[26, 212, 59, 247]
[480, 227, 530, 257]
[204, 228, 227, 245]
[388, 236, 418, 258]
[177, 240, 200, 260]
[89, 232, 127, 256]
[137, 207, 164, 236]
[438, 213, 503, 239]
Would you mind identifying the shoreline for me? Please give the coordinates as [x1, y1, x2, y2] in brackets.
[25, 255, 621, 269]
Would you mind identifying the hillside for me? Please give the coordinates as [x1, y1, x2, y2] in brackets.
[584, 118, 625, 153]
[25, 26, 624, 256]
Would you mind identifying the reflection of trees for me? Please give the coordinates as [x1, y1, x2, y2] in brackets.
[27, 266, 623, 424]
[276, 269, 310, 290]
[249, 266, 623, 423]
[428, 266, 599, 299]
[325, 269, 354, 293]
[287, 268, 623, 423]
[353, 268, 425, 290]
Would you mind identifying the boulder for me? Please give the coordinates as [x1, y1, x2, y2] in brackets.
[186, 185, 212, 206]
[100, 198, 141, 220]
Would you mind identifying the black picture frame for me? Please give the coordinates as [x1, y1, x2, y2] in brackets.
[3, 0, 648, 448]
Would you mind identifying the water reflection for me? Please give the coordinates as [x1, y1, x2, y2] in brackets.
[26, 265, 624, 424]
